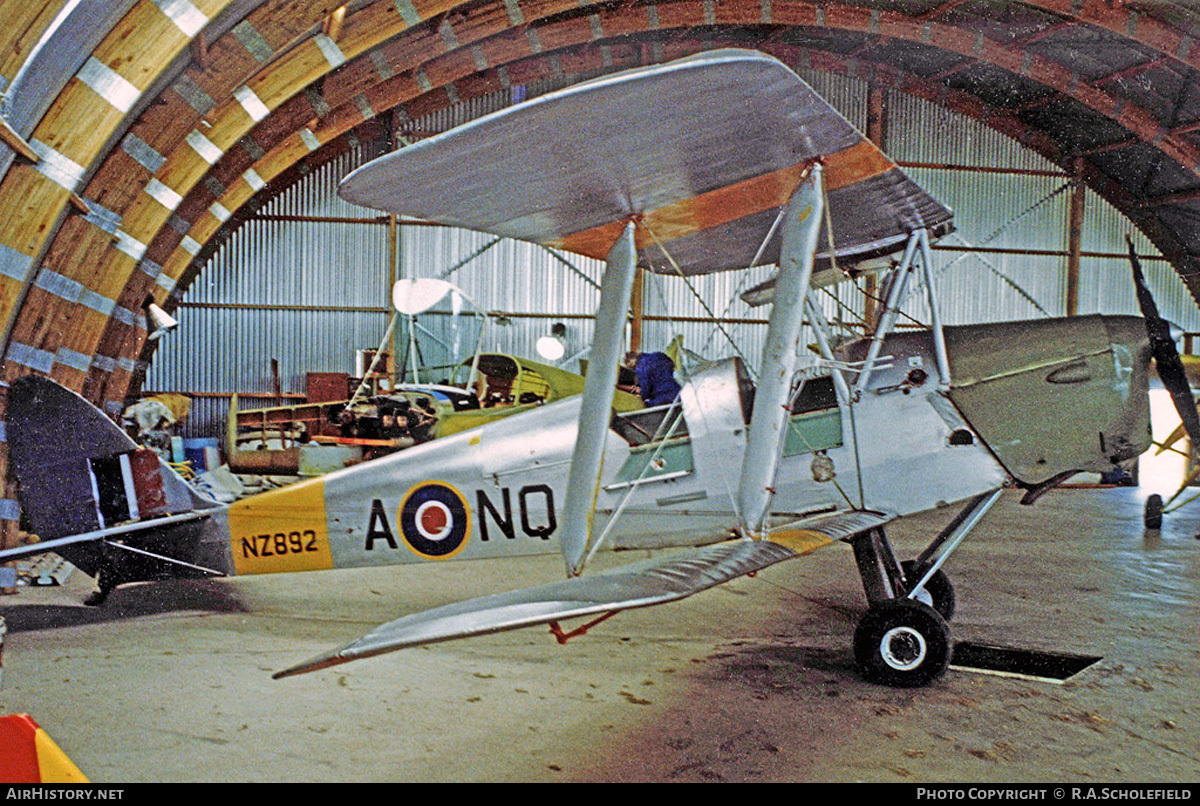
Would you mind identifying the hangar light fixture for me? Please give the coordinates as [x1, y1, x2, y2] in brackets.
[536, 322, 568, 361]
[143, 297, 178, 340]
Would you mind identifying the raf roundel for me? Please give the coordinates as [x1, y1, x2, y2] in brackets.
[398, 482, 470, 559]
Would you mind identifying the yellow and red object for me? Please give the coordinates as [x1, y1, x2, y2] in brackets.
[0, 714, 88, 783]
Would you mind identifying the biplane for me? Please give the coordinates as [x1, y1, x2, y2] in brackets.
[3, 49, 1192, 688]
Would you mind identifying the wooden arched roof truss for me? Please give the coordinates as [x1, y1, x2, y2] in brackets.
[2, 0, 1200, 531]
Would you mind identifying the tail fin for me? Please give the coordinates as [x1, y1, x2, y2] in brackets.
[6, 376, 219, 575]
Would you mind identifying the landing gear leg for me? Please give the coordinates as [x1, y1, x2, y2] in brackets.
[902, 559, 956, 621]
[850, 526, 953, 686]
[847, 490, 1002, 687]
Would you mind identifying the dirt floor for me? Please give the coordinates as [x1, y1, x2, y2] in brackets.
[1, 487, 1197, 783]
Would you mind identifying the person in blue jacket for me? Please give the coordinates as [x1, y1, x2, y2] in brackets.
[623, 351, 682, 407]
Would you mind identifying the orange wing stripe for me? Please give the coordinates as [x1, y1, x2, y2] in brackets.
[824, 139, 895, 192]
[547, 140, 893, 260]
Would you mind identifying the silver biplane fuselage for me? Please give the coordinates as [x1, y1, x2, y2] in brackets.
[0, 49, 1166, 689]
[313, 343, 995, 568]
[286, 312, 1149, 571]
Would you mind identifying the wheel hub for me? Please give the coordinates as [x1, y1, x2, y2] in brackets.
[880, 626, 928, 671]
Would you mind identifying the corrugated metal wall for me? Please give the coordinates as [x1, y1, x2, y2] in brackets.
[144, 67, 1200, 439]
[885, 87, 1194, 328]
[147, 148, 396, 435]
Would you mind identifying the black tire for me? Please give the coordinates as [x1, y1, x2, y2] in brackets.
[901, 560, 956, 622]
[1145, 494, 1164, 529]
[854, 599, 952, 688]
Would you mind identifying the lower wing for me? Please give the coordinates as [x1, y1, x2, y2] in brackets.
[273, 509, 892, 679]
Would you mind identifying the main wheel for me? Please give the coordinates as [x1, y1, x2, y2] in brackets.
[901, 560, 956, 621]
[1144, 494, 1164, 529]
[854, 599, 952, 688]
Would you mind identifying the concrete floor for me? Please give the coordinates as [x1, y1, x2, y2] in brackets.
[0, 486, 1197, 783]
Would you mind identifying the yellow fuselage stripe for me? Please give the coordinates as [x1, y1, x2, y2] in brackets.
[228, 477, 334, 574]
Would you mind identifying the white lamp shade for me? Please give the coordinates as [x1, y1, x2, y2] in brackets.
[392, 278, 455, 315]
[536, 335, 565, 361]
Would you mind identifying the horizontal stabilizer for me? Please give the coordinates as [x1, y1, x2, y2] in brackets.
[273, 539, 797, 679]
[0, 509, 222, 565]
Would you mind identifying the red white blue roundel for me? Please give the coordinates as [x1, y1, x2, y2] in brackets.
[399, 482, 470, 559]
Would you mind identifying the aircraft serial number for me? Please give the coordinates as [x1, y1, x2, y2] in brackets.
[240, 530, 319, 559]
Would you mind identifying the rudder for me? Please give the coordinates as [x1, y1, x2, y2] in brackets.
[6, 376, 220, 576]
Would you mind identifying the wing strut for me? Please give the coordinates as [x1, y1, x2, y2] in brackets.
[737, 164, 825, 536]
[559, 221, 639, 576]
[918, 229, 952, 387]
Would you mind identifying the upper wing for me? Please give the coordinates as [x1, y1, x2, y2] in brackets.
[339, 49, 952, 277]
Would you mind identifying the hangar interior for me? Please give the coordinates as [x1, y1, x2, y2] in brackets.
[0, 0, 1199, 784]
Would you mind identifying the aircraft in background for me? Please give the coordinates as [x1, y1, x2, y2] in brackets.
[3, 50, 1194, 688]
[1127, 239, 1200, 529]
[226, 346, 641, 475]
[225, 277, 640, 475]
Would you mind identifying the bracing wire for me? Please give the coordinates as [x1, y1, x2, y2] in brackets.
[538, 245, 603, 291]
[785, 377, 856, 510]
[437, 237, 502, 280]
[638, 220, 751, 368]
[929, 179, 1077, 318]
[700, 205, 789, 361]
[585, 397, 688, 565]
